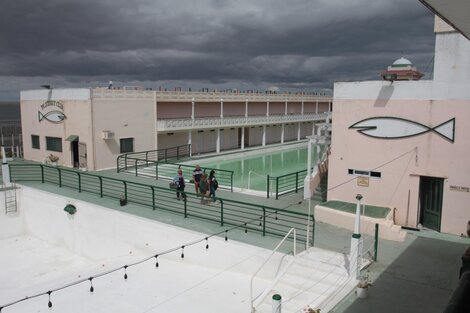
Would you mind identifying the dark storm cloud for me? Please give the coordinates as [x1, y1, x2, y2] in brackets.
[0, 0, 434, 99]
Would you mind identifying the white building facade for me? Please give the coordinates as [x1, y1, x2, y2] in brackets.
[20, 89, 331, 170]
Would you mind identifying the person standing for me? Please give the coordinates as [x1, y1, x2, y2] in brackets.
[193, 164, 203, 194]
[174, 169, 186, 200]
[208, 170, 217, 203]
[198, 174, 210, 203]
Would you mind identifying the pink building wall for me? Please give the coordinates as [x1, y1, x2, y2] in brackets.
[329, 81, 470, 236]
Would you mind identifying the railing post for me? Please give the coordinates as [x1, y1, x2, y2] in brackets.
[99, 177, 103, 197]
[276, 177, 279, 200]
[58, 168, 62, 187]
[262, 208, 266, 236]
[266, 174, 270, 199]
[151, 186, 155, 210]
[146, 152, 149, 166]
[117, 156, 120, 173]
[220, 200, 224, 226]
[230, 173, 233, 192]
[311, 215, 315, 247]
[183, 194, 187, 218]
[295, 172, 299, 193]
[135, 159, 138, 176]
[155, 161, 159, 179]
[124, 154, 128, 170]
[374, 223, 379, 261]
[123, 181, 127, 200]
[40, 165, 45, 183]
[77, 172, 81, 192]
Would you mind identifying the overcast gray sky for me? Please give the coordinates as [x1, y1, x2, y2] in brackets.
[0, 0, 434, 100]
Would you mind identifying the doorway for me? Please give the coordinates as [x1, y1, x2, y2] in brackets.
[78, 142, 87, 169]
[71, 140, 79, 168]
[419, 176, 444, 231]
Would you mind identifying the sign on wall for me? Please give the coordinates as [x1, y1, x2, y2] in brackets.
[349, 117, 455, 143]
[38, 100, 66, 124]
[357, 176, 369, 187]
[449, 185, 469, 192]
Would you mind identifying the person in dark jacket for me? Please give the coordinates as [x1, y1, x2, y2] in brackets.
[174, 169, 185, 200]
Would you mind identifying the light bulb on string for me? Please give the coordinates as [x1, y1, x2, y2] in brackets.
[89, 277, 94, 293]
[205, 237, 209, 250]
[47, 291, 52, 308]
[123, 265, 128, 280]
[225, 230, 228, 241]
[181, 246, 185, 259]
[155, 255, 159, 268]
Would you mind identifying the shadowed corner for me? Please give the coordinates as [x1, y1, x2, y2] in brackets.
[373, 85, 394, 107]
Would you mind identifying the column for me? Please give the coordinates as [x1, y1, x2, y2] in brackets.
[301, 100, 304, 116]
[216, 129, 221, 153]
[285, 100, 288, 115]
[241, 127, 245, 150]
[329, 101, 332, 112]
[266, 101, 270, 117]
[220, 99, 224, 118]
[188, 131, 192, 157]
[191, 97, 195, 126]
[297, 122, 301, 141]
[262, 125, 266, 146]
[315, 101, 318, 114]
[350, 194, 363, 279]
[281, 124, 285, 143]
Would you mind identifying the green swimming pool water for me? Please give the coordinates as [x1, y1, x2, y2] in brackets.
[192, 144, 325, 192]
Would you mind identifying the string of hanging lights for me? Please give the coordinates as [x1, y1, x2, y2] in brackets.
[0, 210, 281, 312]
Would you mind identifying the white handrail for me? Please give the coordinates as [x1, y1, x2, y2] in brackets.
[249, 227, 296, 313]
[247, 170, 265, 190]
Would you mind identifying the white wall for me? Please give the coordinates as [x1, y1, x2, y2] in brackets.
[0, 188, 25, 239]
[16, 186, 279, 277]
[434, 32, 470, 83]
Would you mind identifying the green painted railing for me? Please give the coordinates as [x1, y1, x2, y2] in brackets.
[117, 144, 191, 173]
[117, 157, 234, 192]
[267, 168, 310, 200]
[9, 164, 314, 245]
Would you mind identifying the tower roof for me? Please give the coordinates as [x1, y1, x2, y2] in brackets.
[391, 57, 413, 67]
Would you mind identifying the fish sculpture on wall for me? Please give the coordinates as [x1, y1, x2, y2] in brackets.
[349, 117, 455, 142]
[38, 111, 67, 124]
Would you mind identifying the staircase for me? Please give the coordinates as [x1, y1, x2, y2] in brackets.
[254, 247, 355, 313]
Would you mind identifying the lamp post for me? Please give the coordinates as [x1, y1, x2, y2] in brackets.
[350, 194, 363, 279]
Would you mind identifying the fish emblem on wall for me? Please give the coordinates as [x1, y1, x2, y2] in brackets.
[349, 117, 455, 142]
[38, 110, 67, 123]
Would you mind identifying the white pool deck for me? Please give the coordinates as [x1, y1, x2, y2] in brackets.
[0, 185, 356, 313]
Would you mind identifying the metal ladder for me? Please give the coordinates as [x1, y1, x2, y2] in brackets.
[3, 182, 18, 214]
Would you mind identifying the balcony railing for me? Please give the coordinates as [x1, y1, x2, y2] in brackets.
[156, 112, 329, 131]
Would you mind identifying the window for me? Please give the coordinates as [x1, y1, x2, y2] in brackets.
[120, 138, 134, 153]
[31, 135, 40, 149]
[348, 168, 381, 178]
[46, 136, 62, 152]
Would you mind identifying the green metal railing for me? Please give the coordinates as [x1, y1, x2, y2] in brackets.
[9, 164, 314, 245]
[118, 158, 234, 192]
[267, 168, 310, 200]
[117, 144, 191, 173]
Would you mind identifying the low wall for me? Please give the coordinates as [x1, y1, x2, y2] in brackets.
[315, 204, 406, 241]
[11, 186, 284, 278]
